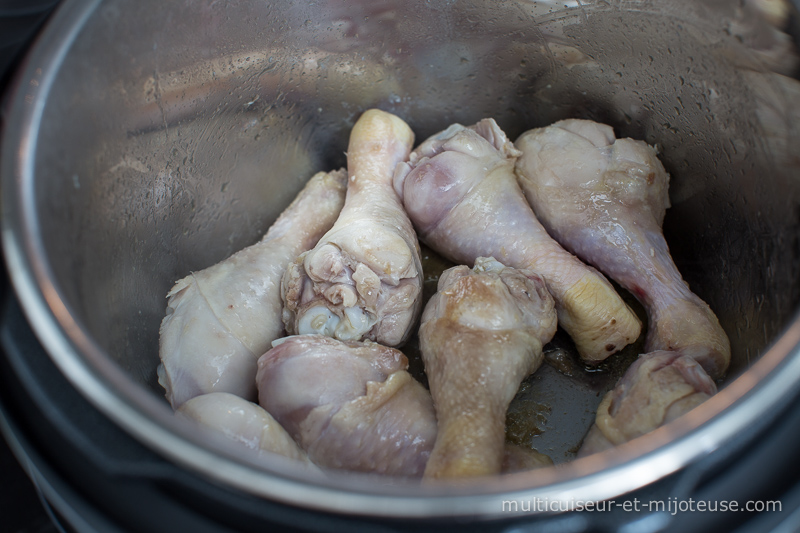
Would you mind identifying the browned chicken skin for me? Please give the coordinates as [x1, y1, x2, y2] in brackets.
[420, 257, 557, 478]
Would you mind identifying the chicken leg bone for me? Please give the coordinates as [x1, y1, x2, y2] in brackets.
[420, 257, 557, 478]
[158, 169, 347, 408]
[282, 109, 423, 347]
[515, 119, 730, 378]
[394, 118, 641, 362]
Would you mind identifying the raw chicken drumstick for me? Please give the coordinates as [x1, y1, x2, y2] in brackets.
[177, 392, 318, 469]
[158, 169, 347, 409]
[282, 109, 423, 347]
[515, 119, 730, 378]
[394, 119, 641, 362]
[256, 334, 553, 476]
[578, 350, 717, 456]
[420, 257, 557, 479]
[256, 335, 436, 476]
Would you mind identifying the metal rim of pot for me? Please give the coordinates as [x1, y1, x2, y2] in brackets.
[3, 0, 800, 520]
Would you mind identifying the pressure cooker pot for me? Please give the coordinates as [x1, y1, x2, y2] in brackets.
[2, 0, 800, 529]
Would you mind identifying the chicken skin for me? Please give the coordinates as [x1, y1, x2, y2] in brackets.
[158, 169, 346, 408]
[177, 392, 317, 469]
[282, 109, 423, 347]
[256, 335, 436, 476]
[256, 333, 554, 477]
[515, 119, 730, 378]
[394, 118, 641, 362]
[420, 257, 557, 478]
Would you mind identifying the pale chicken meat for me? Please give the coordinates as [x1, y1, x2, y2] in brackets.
[515, 119, 730, 378]
[177, 392, 318, 469]
[158, 169, 347, 409]
[256, 335, 436, 476]
[420, 257, 557, 479]
[578, 350, 717, 456]
[394, 119, 641, 362]
[282, 109, 423, 347]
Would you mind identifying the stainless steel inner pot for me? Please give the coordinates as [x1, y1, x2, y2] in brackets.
[3, 0, 800, 519]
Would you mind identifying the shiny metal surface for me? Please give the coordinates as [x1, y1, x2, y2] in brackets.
[2, 0, 800, 519]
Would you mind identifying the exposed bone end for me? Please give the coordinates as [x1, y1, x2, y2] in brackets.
[557, 272, 642, 362]
[297, 306, 340, 337]
[323, 283, 358, 307]
[293, 304, 376, 343]
[282, 243, 409, 344]
[336, 307, 377, 341]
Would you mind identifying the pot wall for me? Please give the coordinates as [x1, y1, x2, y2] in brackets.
[4, 0, 800, 518]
